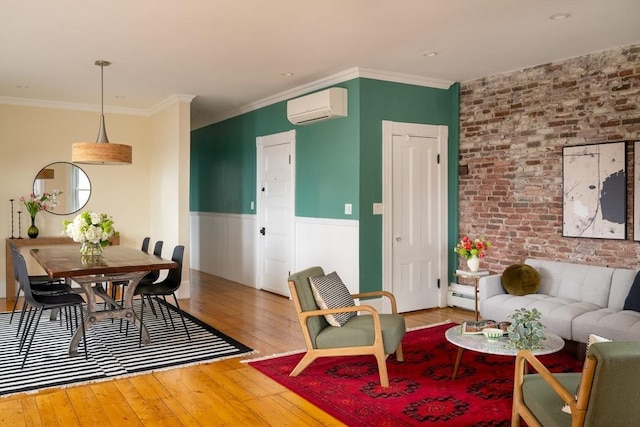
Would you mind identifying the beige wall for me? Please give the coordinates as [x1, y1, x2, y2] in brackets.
[0, 100, 191, 298]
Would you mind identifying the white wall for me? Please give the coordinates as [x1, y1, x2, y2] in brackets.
[190, 212, 359, 295]
[0, 100, 191, 298]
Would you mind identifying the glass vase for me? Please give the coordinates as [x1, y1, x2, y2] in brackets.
[80, 241, 103, 261]
[27, 216, 39, 239]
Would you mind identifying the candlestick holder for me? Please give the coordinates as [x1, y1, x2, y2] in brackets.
[17, 210, 23, 239]
[10, 198, 15, 239]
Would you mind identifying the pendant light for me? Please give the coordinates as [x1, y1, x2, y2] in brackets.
[72, 60, 132, 165]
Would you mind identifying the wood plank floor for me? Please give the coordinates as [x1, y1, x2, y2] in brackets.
[0, 270, 476, 426]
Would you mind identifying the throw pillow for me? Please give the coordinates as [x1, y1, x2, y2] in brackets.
[501, 264, 541, 296]
[309, 271, 356, 327]
[562, 333, 612, 414]
[623, 271, 640, 312]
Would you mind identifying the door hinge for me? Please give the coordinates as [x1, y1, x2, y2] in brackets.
[437, 154, 440, 164]
[289, 154, 291, 164]
[437, 278, 441, 289]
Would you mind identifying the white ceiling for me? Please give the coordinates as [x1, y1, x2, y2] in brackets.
[1, 0, 639, 130]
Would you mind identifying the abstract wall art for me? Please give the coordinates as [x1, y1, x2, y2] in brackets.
[563, 141, 627, 240]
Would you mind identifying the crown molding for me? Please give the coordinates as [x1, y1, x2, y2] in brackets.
[0, 96, 149, 116]
[149, 94, 196, 115]
[199, 67, 455, 128]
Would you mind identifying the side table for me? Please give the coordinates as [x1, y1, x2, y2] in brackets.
[453, 270, 495, 321]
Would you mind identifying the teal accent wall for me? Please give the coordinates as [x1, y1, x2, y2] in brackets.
[191, 80, 360, 219]
[190, 77, 459, 292]
[357, 79, 459, 292]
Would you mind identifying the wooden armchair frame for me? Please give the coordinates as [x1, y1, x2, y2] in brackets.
[288, 282, 404, 388]
[512, 349, 597, 427]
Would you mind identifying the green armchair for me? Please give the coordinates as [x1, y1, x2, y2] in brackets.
[287, 266, 406, 387]
[512, 341, 640, 427]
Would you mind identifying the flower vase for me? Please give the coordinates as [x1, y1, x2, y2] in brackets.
[466, 255, 480, 272]
[27, 216, 39, 239]
[80, 241, 103, 262]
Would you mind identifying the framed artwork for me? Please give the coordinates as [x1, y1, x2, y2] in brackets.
[563, 141, 627, 239]
[635, 141, 640, 241]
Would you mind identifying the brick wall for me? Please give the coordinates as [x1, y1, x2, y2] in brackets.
[458, 44, 639, 272]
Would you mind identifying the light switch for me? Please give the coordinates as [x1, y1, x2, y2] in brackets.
[344, 203, 352, 215]
[373, 203, 383, 215]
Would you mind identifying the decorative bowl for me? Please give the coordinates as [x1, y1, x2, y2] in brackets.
[483, 328, 504, 341]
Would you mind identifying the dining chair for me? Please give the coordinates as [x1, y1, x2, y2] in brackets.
[13, 248, 88, 368]
[9, 244, 72, 334]
[134, 245, 190, 346]
[110, 237, 154, 303]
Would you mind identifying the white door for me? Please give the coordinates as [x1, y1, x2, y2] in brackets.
[382, 122, 448, 312]
[256, 130, 295, 296]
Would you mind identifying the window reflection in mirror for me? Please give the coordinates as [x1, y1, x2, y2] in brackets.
[33, 162, 91, 215]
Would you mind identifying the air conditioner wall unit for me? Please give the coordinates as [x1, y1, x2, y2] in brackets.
[287, 87, 347, 125]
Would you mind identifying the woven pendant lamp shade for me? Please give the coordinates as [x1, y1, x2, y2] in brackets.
[71, 60, 132, 165]
[72, 141, 132, 165]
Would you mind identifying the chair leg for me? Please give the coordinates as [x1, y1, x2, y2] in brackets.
[16, 303, 28, 338]
[395, 342, 404, 362]
[374, 351, 390, 388]
[162, 295, 176, 330]
[21, 308, 44, 369]
[19, 306, 35, 351]
[172, 293, 191, 340]
[9, 287, 22, 324]
[138, 295, 145, 348]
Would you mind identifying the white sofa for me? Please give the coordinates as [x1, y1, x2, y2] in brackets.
[478, 258, 640, 343]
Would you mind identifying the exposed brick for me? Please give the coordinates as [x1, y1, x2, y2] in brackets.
[458, 44, 639, 272]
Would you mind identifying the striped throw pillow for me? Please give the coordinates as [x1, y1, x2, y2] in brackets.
[309, 271, 356, 327]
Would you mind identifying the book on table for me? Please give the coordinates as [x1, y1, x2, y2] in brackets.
[461, 320, 511, 335]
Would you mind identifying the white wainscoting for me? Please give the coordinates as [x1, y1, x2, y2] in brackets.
[190, 212, 257, 287]
[294, 217, 359, 295]
[190, 212, 360, 294]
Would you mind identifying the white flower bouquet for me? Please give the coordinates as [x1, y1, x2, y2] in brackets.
[62, 211, 117, 245]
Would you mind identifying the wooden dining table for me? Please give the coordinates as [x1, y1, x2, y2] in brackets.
[30, 245, 177, 355]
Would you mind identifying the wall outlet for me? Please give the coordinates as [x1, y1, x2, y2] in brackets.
[344, 203, 352, 215]
[373, 203, 383, 215]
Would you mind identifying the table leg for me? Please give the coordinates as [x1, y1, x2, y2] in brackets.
[474, 279, 479, 321]
[452, 347, 464, 379]
[68, 272, 150, 355]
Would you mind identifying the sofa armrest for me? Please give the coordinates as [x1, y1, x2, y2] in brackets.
[479, 274, 505, 303]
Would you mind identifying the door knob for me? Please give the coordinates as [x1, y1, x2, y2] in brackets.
[260, 227, 266, 236]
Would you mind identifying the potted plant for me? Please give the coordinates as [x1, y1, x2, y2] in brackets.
[506, 308, 546, 350]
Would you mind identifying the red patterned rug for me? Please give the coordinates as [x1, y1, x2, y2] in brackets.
[248, 322, 582, 426]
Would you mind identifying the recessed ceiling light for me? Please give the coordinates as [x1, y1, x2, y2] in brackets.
[423, 52, 438, 57]
[550, 12, 570, 20]
[281, 72, 295, 77]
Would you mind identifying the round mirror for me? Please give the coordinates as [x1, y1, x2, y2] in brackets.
[33, 162, 91, 215]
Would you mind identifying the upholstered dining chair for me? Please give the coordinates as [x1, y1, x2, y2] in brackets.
[511, 341, 640, 427]
[13, 248, 87, 368]
[134, 245, 190, 346]
[287, 266, 406, 388]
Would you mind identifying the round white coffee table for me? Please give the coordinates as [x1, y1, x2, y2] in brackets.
[445, 325, 564, 379]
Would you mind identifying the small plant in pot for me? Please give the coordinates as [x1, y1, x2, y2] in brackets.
[505, 308, 546, 350]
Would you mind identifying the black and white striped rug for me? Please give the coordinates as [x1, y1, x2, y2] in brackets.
[0, 298, 253, 396]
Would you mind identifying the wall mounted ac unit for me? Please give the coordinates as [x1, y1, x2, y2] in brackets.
[287, 87, 347, 125]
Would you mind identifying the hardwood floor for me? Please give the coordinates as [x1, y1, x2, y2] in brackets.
[0, 270, 476, 426]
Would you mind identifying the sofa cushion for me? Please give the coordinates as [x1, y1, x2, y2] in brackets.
[572, 309, 640, 342]
[623, 271, 640, 312]
[502, 264, 540, 296]
[309, 271, 356, 327]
